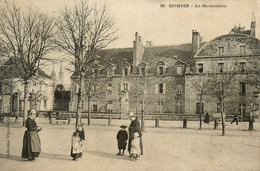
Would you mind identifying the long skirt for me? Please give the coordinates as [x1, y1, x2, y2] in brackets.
[128, 137, 143, 155]
[70, 147, 81, 159]
[21, 130, 40, 160]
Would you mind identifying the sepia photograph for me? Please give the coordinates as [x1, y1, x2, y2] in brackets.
[0, 0, 259, 170]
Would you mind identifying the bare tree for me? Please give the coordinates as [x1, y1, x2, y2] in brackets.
[0, 4, 56, 125]
[83, 73, 111, 125]
[130, 72, 157, 131]
[55, 0, 117, 127]
[208, 65, 238, 136]
[190, 73, 211, 130]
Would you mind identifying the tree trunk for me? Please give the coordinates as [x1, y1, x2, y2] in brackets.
[199, 95, 202, 130]
[75, 73, 84, 129]
[220, 101, 225, 136]
[23, 81, 29, 126]
[141, 94, 145, 132]
[87, 98, 91, 125]
[15, 93, 19, 123]
[136, 96, 138, 117]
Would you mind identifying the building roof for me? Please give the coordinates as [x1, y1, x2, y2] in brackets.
[99, 44, 193, 75]
[195, 34, 260, 58]
[0, 57, 52, 79]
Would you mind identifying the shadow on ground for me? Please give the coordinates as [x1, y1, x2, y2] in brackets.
[0, 154, 24, 161]
[87, 150, 130, 161]
[40, 152, 71, 161]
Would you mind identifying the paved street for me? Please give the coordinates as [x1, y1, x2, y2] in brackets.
[0, 118, 259, 171]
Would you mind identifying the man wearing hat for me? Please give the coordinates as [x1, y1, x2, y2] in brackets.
[116, 125, 128, 155]
[128, 112, 143, 155]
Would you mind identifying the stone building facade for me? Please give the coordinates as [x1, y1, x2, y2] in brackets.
[70, 32, 191, 115]
[185, 19, 260, 120]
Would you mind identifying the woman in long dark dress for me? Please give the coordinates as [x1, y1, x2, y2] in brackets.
[128, 112, 143, 155]
[22, 109, 42, 161]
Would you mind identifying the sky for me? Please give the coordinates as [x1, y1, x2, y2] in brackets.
[0, 0, 259, 83]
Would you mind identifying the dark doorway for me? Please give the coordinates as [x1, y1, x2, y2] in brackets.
[54, 84, 70, 111]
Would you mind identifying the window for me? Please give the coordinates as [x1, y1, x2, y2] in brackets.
[108, 84, 112, 95]
[177, 66, 183, 75]
[123, 83, 128, 91]
[159, 67, 164, 75]
[44, 100, 47, 108]
[93, 104, 98, 112]
[107, 101, 113, 112]
[159, 83, 164, 94]
[177, 84, 182, 94]
[196, 103, 204, 114]
[217, 103, 224, 113]
[124, 68, 128, 76]
[240, 62, 245, 73]
[218, 47, 224, 55]
[239, 104, 246, 116]
[176, 103, 183, 114]
[240, 46, 246, 54]
[158, 101, 164, 113]
[218, 63, 224, 73]
[158, 101, 164, 105]
[253, 104, 259, 111]
[141, 67, 146, 76]
[239, 82, 246, 95]
[107, 69, 112, 77]
[198, 64, 203, 73]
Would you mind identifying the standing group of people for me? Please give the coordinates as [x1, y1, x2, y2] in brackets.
[117, 112, 143, 161]
[21, 110, 143, 162]
[70, 124, 86, 161]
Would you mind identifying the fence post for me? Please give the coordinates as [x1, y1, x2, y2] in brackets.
[155, 116, 159, 128]
[108, 116, 112, 126]
[68, 115, 71, 125]
[183, 119, 187, 128]
[249, 119, 254, 131]
[214, 118, 218, 129]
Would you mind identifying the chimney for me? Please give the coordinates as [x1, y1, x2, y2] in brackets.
[133, 32, 145, 68]
[251, 12, 256, 37]
[192, 30, 201, 55]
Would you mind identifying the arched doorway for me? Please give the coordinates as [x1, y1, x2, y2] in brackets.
[54, 84, 70, 111]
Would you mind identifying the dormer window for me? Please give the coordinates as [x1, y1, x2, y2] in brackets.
[240, 46, 246, 54]
[157, 61, 168, 75]
[177, 66, 183, 75]
[218, 47, 224, 55]
[122, 59, 131, 77]
[159, 67, 164, 75]
[124, 68, 129, 76]
[198, 64, 203, 73]
[141, 67, 146, 76]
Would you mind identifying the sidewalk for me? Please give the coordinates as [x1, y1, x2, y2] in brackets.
[0, 118, 259, 171]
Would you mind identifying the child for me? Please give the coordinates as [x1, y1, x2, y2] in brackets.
[116, 125, 128, 156]
[70, 132, 82, 161]
[130, 132, 141, 161]
[76, 124, 86, 153]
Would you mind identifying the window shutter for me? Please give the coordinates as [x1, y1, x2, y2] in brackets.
[155, 83, 158, 94]
[163, 83, 166, 94]
[128, 82, 130, 91]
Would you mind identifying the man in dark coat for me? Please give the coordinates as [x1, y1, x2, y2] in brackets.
[116, 125, 128, 156]
[128, 112, 143, 155]
[22, 109, 42, 161]
[231, 113, 239, 125]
